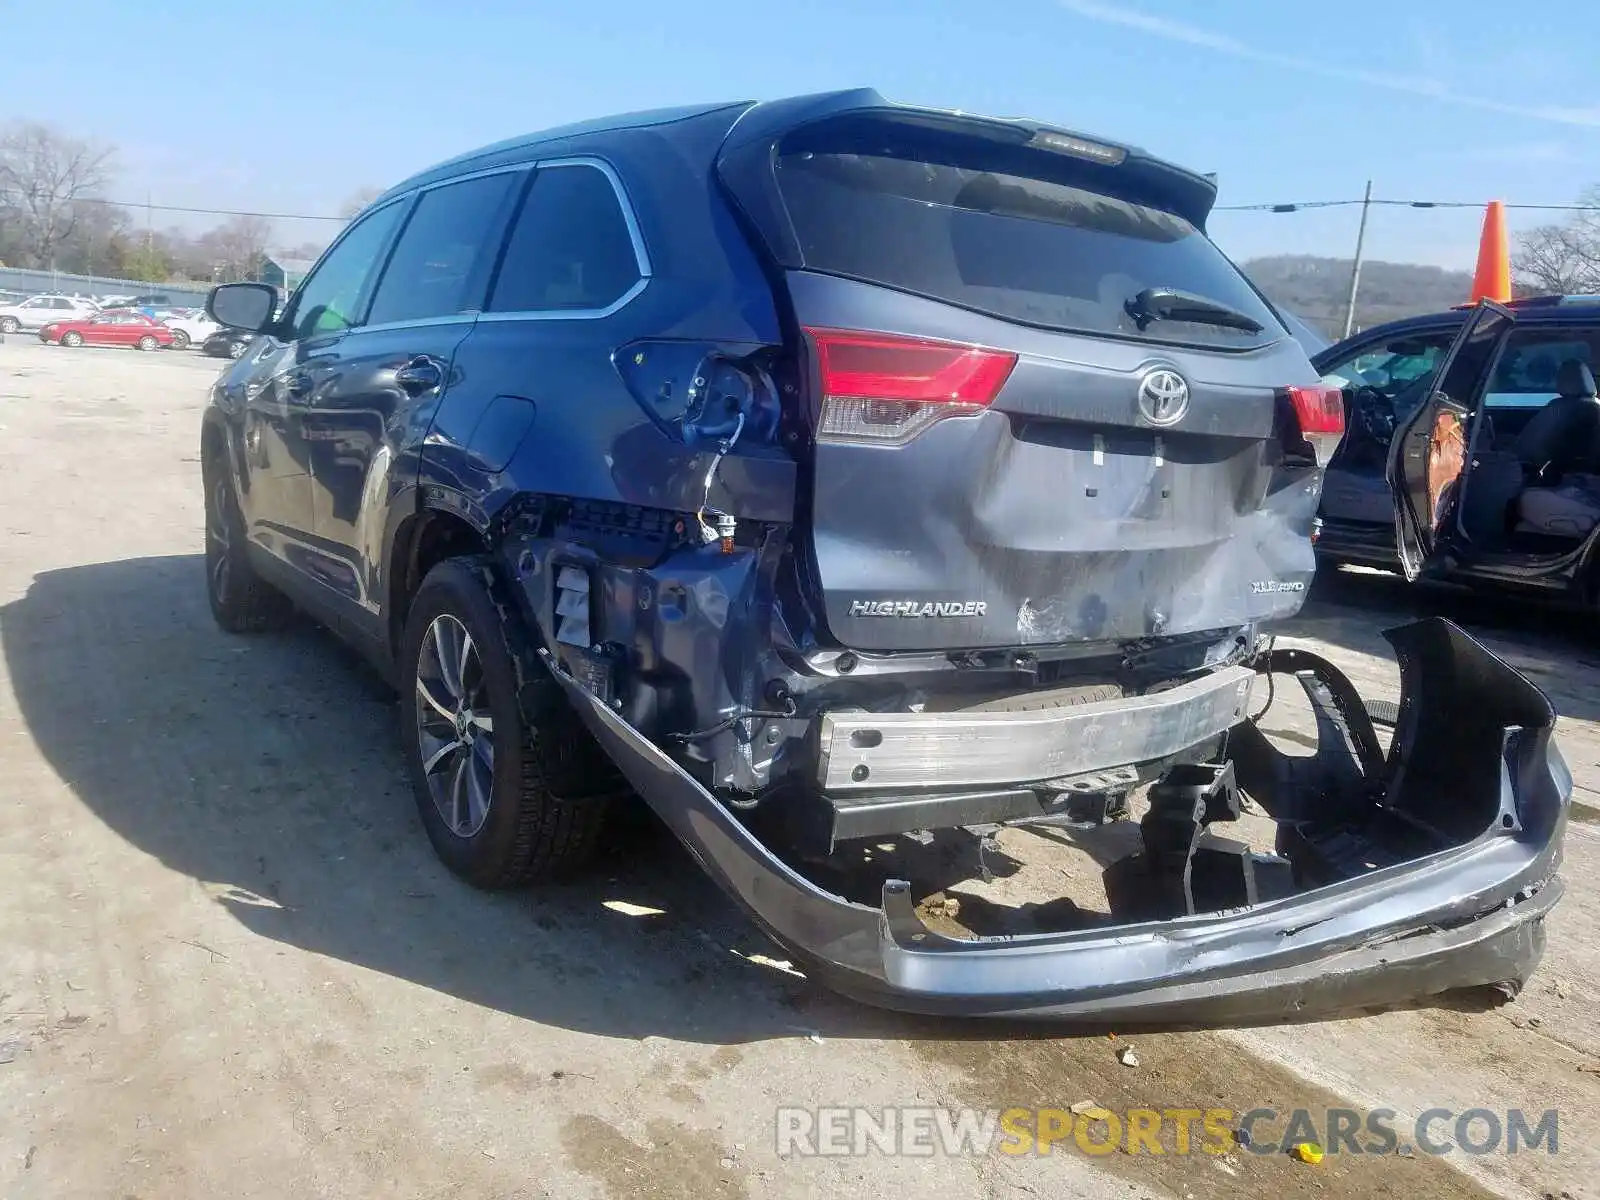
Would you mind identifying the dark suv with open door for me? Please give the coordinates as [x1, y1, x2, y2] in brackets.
[200, 90, 1568, 1021]
[1317, 295, 1600, 604]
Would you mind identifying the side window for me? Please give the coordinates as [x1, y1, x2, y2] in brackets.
[1483, 330, 1600, 409]
[487, 163, 643, 313]
[1320, 334, 1452, 394]
[285, 201, 405, 340]
[365, 172, 517, 326]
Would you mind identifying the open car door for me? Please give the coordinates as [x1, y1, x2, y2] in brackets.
[1387, 299, 1515, 580]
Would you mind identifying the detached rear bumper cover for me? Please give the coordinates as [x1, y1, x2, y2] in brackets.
[549, 617, 1569, 1022]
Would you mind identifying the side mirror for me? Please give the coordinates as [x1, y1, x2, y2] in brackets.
[207, 283, 278, 334]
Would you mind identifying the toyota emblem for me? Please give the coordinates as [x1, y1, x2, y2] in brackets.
[1137, 367, 1190, 426]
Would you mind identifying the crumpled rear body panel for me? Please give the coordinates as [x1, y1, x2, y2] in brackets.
[788, 272, 1324, 654]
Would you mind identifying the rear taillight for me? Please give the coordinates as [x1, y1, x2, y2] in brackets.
[805, 328, 1017, 445]
[1284, 383, 1346, 465]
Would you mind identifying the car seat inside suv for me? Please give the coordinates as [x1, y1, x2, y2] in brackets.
[1512, 359, 1600, 475]
[1514, 360, 1600, 539]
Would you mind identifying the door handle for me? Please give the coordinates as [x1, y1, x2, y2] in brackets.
[395, 355, 445, 393]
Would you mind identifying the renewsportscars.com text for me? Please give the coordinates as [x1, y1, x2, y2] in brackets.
[775, 1106, 1559, 1158]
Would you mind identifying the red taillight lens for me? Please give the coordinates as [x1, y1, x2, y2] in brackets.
[1285, 383, 1346, 464]
[805, 328, 1017, 445]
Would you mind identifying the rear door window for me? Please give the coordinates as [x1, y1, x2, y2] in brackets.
[763, 118, 1280, 348]
[366, 171, 519, 326]
[1483, 328, 1600, 409]
[486, 163, 644, 314]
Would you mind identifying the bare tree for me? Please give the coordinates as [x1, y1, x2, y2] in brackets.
[340, 186, 385, 219]
[198, 214, 273, 281]
[0, 122, 116, 269]
[57, 199, 132, 276]
[1512, 185, 1600, 296]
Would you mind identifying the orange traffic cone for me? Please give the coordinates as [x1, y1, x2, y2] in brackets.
[1470, 200, 1511, 303]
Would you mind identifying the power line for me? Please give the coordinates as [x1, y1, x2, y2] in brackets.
[1217, 198, 1600, 213]
[69, 195, 347, 222]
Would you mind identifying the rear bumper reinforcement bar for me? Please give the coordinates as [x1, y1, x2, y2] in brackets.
[544, 617, 1570, 1022]
[817, 664, 1256, 792]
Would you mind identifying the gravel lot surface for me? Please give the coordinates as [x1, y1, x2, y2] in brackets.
[0, 340, 1595, 1199]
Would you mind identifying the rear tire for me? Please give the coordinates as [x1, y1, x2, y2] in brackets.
[137, 334, 159, 351]
[228, 340, 247, 359]
[203, 454, 293, 633]
[0, 317, 18, 334]
[61, 331, 83, 347]
[400, 557, 611, 889]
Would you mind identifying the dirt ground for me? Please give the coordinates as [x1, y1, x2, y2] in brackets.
[0, 339, 1596, 1200]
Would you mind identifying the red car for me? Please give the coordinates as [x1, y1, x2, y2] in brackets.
[38, 310, 177, 350]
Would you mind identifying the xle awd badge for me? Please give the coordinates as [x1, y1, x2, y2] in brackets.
[1137, 367, 1190, 426]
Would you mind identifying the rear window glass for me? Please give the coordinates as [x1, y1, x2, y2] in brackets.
[771, 128, 1280, 348]
[367, 171, 517, 325]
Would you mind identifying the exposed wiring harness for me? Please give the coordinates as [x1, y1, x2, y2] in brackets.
[1247, 633, 1278, 723]
[663, 697, 798, 744]
[695, 409, 746, 548]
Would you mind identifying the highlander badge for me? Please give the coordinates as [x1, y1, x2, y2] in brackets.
[849, 600, 987, 617]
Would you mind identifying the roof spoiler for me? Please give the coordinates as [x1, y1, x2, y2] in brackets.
[717, 88, 1219, 233]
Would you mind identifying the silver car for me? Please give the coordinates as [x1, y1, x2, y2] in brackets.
[0, 294, 100, 335]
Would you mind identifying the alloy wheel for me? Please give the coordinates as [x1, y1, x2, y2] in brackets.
[415, 614, 496, 838]
[206, 476, 233, 600]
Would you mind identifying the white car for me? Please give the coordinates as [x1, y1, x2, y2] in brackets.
[159, 310, 220, 350]
[0, 294, 100, 335]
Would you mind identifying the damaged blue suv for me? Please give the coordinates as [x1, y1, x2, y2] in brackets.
[201, 89, 1569, 1021]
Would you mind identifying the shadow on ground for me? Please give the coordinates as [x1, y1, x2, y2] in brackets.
[1282, 565, 1600, 725]
[0, 554, 978, 1044]
[3, 555, 1514, 1046]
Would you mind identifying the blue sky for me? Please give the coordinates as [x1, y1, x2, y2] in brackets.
[6, 0, 1598, 270]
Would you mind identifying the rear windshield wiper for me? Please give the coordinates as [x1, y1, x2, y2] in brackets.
[1125, 287, 1264, 334]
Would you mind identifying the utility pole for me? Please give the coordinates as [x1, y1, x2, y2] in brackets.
[1343, 180, 1373, 338]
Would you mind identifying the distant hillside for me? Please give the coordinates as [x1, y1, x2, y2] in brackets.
[1241, 255, 1474, 339]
